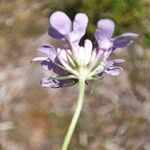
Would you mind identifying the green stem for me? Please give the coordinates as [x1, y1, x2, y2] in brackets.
[61, 73, 86, 150]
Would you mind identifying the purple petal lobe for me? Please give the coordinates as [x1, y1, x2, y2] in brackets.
[105, 66, 123, 76]
[38, 44, 56, 61]
[49, 11, 71, 37]
[112, 59, 125, 64]
[95, 19, 114, 50]
[41, 78, 59, 88]
[48, 26, 65, 39]
[113, 33, 138, 48]
[67, 32, 80, 44]
[114, 33, 138, 39]
[53, 57, 68, 76]
[96, 38, 113, 50]
[41, 78, 77, 88]
[114, 40, 133, 48]
[107, 59, 125, 66]
[32, 57, 48, 62]
[73, 13, 88, 39]
[95, 19, 115, 41]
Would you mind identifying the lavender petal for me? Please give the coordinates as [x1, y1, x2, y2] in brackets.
[95, 19, 115, 41]
[105, 66, 123, 76]
[73, 13, 88, 40]
[53, 57, 68, 76]
[49, 11, 71, 39]
[32, 57, 48, 62]
[41, 78, 77, 88]
[48, 26, 65, 39]
[41, 78, 60, 88]
[112, 33, 138, 48]
[107, 59, 125, 66]
[38, 44, 56, 61]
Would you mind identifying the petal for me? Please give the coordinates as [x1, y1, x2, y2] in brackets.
[83, 39, 93, 66]
[48, 26, 65, 39]
[90, 48, 98, 63]
[107, 59, 125, 66]
[41, 78, 59, 88]
[57, 49, 70, 69]
[49, 11, 71, 39]
[53, 65, 67, 76]
[114, 33, 138, 39]
[58, 79, 78, 87]
[95, 19, 115, 41]
[97, 38, 113, 50]
[105, 66, 123, 76]
[38, 44, 56, 61]
[32, 57, 48, 62]
[90, 48, 104, 69]
[73, 13, 88, 40]
[57, 48, 68, 63]
[67, 32, 80, 44]
[41, 78, 77, 88]
[112, 59, 125, 64]
[40, 56, 68, 75]
[53, 57, 68, 76]
[112, 33, 138, 48]
[57, 49, 76, 74]
[77, 46, 85, 66]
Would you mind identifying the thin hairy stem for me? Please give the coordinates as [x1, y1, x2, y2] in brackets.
[61, 71, 86, 150]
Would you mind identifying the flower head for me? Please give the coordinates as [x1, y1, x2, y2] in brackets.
[32, 11, 138, 88]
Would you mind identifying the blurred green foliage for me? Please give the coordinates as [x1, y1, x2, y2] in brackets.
[143, 5, 150, 46]
[47, 0, 143, 37]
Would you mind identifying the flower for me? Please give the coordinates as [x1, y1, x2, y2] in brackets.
[48, 11, 88, 45]
[95, 19, 138, 51]
[32, 11, 138, 88]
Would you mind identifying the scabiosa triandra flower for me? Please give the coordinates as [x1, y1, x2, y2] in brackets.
[32, 11, 138, 88]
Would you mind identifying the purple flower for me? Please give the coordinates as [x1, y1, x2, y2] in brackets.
[93, 19, 138, 77]
[32, 11, 138, 88]
[95, 19, 138, 51]
[48, 11, 88, 45]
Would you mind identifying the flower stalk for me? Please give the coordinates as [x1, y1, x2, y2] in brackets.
[61, 69, 86, 150]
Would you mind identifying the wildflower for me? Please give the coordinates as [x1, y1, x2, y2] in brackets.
[32, 11, 138, 150]
[32, 11, 138, 88]
[95, 19, 138, 50]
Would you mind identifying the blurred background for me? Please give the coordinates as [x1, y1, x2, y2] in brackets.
[0, 0, 150, 150]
